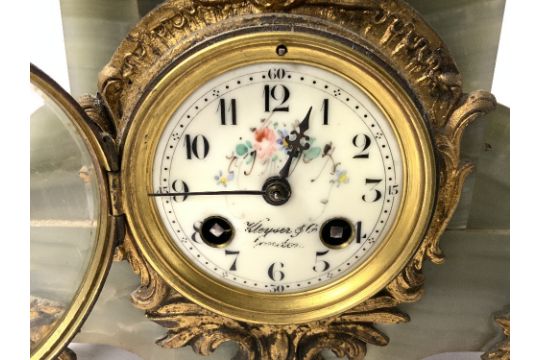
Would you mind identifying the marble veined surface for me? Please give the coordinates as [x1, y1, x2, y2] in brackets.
[69, 343, 485, 360]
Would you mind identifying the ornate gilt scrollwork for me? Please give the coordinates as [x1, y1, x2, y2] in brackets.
[30, 297, 77, 360]
[482, 312, 510, 360]
[99, 0, 464, 141]
[118, 228, 409, 359]
[56, 348, 76, 360]
[387, 89, 496, 303]
[102, 0, 496, 358]
[30, 297, 65, 351]
[149, 295, 408, 360]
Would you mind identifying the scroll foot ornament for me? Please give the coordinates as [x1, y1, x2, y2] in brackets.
[147, 294, 408, 360]
[30, 296, 77, 359]
[482, 312, 510, 360]
[30, 296, 65, 350]
[57, 348, 77, 360]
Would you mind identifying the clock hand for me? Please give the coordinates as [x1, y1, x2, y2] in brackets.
[278, 107, 312, 179]
[297, 106, 312, 135]
[149, 180, 292, 206]
[152, 108, 312, 203]
[148, 190, 265, 197]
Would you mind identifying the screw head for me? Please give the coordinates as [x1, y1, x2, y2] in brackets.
[276, 44, 288, 56]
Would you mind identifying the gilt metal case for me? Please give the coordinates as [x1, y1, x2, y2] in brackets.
[76, 0, 499, 358]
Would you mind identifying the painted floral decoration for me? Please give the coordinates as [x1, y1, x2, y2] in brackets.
[214, 170, 234, 187]
[253, 127, 278, 161]
[332, 169, 350, 187]
[216, 121, 349, 188]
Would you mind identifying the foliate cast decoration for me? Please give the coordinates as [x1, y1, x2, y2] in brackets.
[30, 297, 65, 350]
[30, 296, 77, 360]
[102, 0, 497, 357]
[99, 0, 463, 140]
[482, 312, 510, 360]
[115, 229, 170, 310]
[148, 294, 408, 360]
[117, 207, 408, 359]
[387, 89, 496, 303]
[57, 348, 77, 360]
[201, 0, 307, 10]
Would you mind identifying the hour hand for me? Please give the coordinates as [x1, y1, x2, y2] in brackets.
[298, 106, 312, 135]
[278, 107, 312, 179]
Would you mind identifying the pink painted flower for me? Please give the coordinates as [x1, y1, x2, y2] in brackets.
[253, 127, 277, 161]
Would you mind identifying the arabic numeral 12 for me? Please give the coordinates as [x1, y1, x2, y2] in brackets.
[264, 85, 290, 112]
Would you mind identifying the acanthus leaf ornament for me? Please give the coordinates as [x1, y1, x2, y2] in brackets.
[99, 0, 464, 142]
[199, 0, 307, 11]
[387, 90, 496, 303]
[148, 294, 408, 360]
[482, 311, 510, 360]
[56, 349, 76, 360]
[98, 0, 497, 358]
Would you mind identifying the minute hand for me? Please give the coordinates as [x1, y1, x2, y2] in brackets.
[278, 107, 312, 179]
[148, 190, 265, 197]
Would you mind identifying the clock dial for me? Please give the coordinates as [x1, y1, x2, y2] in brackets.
[151, 62, 403, 293]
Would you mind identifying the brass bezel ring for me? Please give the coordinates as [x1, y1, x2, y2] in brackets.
[122, 32, 435, 324]
[30, 65, 115, 360]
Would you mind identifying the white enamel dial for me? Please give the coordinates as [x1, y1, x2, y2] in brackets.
[152, 62, 403, 293]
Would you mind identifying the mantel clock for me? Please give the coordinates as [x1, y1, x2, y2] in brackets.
[30, 1, 497, 359]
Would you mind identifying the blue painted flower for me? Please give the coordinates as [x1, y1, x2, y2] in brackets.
[214, 170, 234, 187]
[332, 169, 350, 187]
[276, 128, 290, 153]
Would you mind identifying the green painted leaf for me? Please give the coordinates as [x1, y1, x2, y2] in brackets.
[304, 147, 321, 161]
[236, 144, 248, 156]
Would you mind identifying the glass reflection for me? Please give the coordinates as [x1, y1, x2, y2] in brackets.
[30, 84, 99, 350]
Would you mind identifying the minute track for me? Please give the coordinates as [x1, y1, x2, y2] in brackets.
[152, 62, 403, 293]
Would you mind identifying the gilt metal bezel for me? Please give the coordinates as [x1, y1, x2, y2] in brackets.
[122, 32, 435, 324]
[30, 65, 116, 360]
